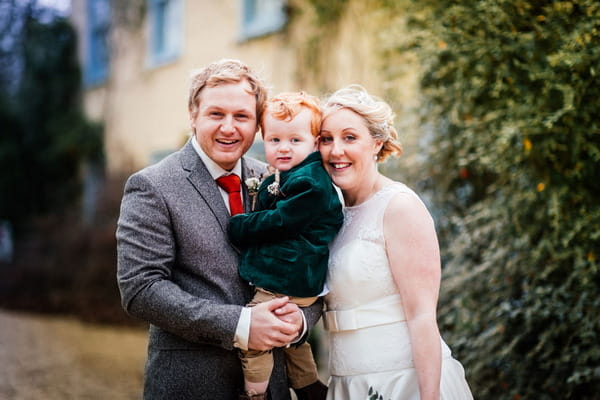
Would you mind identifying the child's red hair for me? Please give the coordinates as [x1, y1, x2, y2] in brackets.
[260, 92, 322, 137]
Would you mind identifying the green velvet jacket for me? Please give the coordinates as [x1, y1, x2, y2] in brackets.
[228, 152, 343, 297]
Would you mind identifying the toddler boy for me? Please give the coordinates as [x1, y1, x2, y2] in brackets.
[228, 92, 343, 400]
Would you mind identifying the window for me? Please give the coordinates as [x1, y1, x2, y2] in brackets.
[239, 0, 286, 41]
[85, 0, 111, 86]
[147, 0, 183, 68]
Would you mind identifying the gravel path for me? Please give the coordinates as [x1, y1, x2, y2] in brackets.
[0, 310, 147, 399]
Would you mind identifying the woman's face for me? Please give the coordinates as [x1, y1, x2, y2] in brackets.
[319, 108, 382, 195]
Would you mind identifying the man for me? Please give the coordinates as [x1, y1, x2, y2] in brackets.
[116, 59, 324, 400]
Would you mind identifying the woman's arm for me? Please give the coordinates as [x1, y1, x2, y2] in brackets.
[384, 192, 442, 400]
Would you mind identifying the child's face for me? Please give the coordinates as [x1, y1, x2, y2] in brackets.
[263, 108, 318, 171]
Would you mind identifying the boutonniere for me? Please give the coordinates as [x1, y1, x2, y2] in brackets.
[245, 167, 282, 211]
[245, 172, 262, 212]
[267, 169, 281, 197]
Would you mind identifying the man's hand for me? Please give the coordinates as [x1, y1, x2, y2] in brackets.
[273, 300, 303, 326]
[248, 297, 303, 351]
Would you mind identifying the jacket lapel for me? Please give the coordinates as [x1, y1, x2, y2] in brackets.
[241, 160, 252, 213]
[241, 158, 267, 213]
[179, 140, 230, 233]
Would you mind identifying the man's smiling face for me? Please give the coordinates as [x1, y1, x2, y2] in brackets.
[191, 80, 258, 170]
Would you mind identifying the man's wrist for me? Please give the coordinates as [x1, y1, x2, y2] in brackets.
[290, 308, 308, 344]
[233, 306, 251, 350]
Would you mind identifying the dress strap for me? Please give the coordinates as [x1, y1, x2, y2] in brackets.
[323, 294, 405, 332]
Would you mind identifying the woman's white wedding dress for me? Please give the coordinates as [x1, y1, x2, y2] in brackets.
[324, 183, 473, 400]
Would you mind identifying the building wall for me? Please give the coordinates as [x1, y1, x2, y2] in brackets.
[71, 0, 420, 174]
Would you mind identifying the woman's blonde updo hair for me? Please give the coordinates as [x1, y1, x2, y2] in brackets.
[322, 84, 402, 162]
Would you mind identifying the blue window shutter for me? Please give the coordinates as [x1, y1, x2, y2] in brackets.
[152, 0, 167, 55]
[85, 0, 111, 86]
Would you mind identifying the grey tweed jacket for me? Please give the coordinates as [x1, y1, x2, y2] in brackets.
[116, 139, 322, 399]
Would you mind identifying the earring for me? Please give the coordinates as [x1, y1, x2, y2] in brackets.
[373, 154, 378, 161]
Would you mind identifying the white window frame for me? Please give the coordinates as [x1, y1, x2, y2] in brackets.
[239, 0, 286, 41]
[146, 0, 183, 68]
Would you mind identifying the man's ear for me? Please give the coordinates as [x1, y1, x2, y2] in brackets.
[189, 110, 197, 130]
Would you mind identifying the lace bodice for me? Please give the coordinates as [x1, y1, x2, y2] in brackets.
[324, 183, 451, 377]
[325, 183, 416, 311]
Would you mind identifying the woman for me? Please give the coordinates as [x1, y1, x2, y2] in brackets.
[319, 85, 473, 400]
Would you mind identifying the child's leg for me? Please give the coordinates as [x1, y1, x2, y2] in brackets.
[245, 291, 323, 392]
[284, 297, 327, 398]
[240, 349, 273, 395]
[284, 342, 320, 389]
[241, 288, 278, 395]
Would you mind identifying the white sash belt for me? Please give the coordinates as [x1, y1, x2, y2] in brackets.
[323, 294, 406, 332]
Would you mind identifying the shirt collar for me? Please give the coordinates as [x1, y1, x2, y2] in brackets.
[191, 135, 243, 179]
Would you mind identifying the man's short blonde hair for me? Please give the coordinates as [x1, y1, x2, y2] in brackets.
[188, 59, 268, 122]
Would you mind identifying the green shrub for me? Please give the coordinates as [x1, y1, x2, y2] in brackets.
[398, 0, 600, 398]
[303, 0, 599, 397]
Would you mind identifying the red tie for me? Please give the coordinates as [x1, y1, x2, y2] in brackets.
[216, 174, 244, 216]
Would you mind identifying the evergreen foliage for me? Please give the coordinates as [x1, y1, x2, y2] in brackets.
[397, 0, 600, 398]
[304, 0, 599, 397]
[0, 8, 103, 228]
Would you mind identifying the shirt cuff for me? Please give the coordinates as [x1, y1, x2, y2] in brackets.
[234, 306, 251, 351]
[290, 308, 308, 345]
